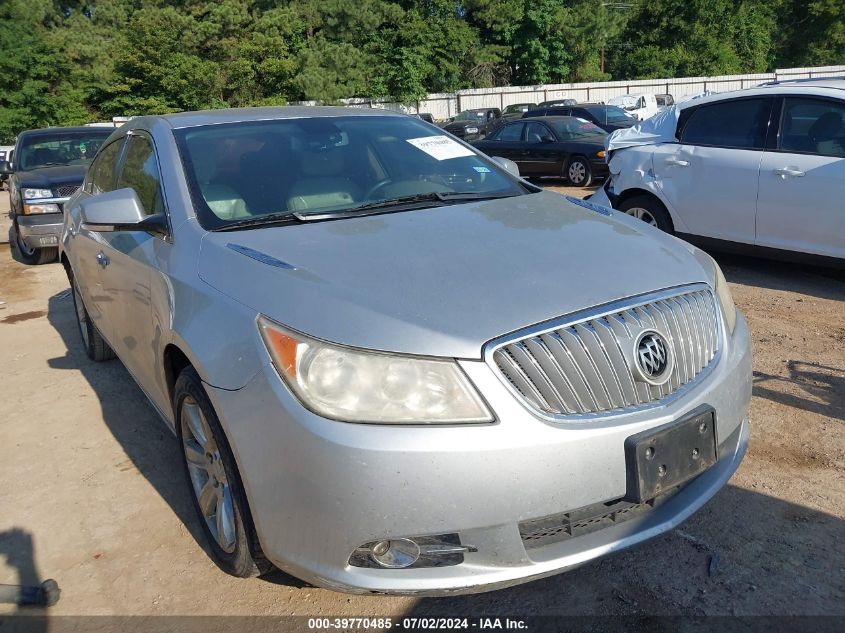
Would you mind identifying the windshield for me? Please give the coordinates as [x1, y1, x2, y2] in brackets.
[175, 115, 526, 230]
[454, 111, 485, 122]
[550, 119, 607, 138]
[589, 106, 634, 124]
[504, 104, 533, 114]
[16, 130, 112, 170]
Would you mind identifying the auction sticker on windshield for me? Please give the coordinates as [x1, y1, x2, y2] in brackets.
[407, 135, 475, 160]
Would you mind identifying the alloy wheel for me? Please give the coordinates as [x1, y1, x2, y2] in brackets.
[625, 207, 658, 226]
[568, 161, 587, 185]
[181, 396, 237, 553]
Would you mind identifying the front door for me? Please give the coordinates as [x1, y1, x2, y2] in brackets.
[756, 96, 845, 259]
[523, 121, 564, 177]
[98, 132, 170, 410]
[651, 97, 774, 244]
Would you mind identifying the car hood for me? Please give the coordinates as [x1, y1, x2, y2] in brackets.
[15, 165, 86, 188]
[198, 192, 712, 358]
[443, 120, 483, 131]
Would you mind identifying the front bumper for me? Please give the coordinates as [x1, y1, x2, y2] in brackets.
[16, 212, 63, 249]
[206, 311, 751, 595]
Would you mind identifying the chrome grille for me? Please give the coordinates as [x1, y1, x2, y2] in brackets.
[491, 286, 720, 417]
[55, 185, 79, 198]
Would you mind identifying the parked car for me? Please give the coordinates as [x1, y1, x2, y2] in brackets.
[0, 145, 14, 189]
[501, 103, 537, 120]
[441, 107, 502, 140]
[608, 94, 660, 120]
[473, 116, 608, 186]
[524, 103, 637, 133]
[655, 94, 675, 111]
[414, 113, 435, 124]
[61, 106, 750, 595]
[1, 126, 113, 264]
[538, 98, 578, 107]
[592, 80, 845, 262]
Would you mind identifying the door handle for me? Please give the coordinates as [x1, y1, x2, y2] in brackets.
[773, 167, 805, 178]
[95, 251, 110, 269]
[665, 157, 689, 167]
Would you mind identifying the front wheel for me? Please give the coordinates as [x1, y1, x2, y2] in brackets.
[565, 157, 593, 187]
[175, 367, 272, 578]
[13, 220, 57, 265]
[618, 194, 674, 233]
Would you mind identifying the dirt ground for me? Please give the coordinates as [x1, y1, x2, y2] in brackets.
[0, 183, 843, 619]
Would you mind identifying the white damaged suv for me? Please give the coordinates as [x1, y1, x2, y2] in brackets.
[592, 79, 845, 263]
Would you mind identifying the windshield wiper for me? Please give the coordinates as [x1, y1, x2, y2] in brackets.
[213, 211, 302, 231]
[294, 191, 518, 221]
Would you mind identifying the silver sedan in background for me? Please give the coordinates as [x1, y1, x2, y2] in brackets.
[60, 107, 751, 595]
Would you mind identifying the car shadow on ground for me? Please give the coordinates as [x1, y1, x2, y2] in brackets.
[712, 251, 845, 302]
[43, 291, 305, 589]
[753, 362, 845, 422]
[402, 486, 844, 616]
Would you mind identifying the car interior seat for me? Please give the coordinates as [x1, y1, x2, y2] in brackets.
[187, 138, 250, 220]
[287, 148, 360, 213]
[808, 111, 844, 155]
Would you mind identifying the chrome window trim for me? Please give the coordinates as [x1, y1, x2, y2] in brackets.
[483, 283, 724, 423]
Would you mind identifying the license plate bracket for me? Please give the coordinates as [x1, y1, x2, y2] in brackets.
[624, 405, 717, 503]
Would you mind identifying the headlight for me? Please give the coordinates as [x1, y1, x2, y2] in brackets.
[464, 127, 479, 134]
[258, 316, 493, 424]
[23, 203, 60, 214]
[713, 261, 737, 335]
[23, 188, 53, 199]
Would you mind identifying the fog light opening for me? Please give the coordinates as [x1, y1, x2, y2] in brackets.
[370, 539, 420, 568]
[349, 533, 475, 569]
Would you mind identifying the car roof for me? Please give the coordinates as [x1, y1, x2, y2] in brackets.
[676, 82, 845, 110]
[18, 126, 115, 137]
[149, 106, 404, 130]
[519, 116, 590, 123]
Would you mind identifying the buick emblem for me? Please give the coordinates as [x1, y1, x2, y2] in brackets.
[634, 330, 673, 385]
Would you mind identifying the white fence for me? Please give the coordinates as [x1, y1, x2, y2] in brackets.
[313, 65, 845, 120]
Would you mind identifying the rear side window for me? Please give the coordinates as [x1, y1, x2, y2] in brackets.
[493, 123, 524, 141]
[680, 98, 771, 150]
[780, 97, 845, 157]
[88, 140, 123, 195]
[116, 135, 164, 216]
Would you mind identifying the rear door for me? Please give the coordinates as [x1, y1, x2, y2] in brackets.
[651, 97, 774, 244]
[66, 137, 126, 339]
[755, 96, 845, 258]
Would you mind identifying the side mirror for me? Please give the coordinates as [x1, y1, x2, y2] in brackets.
[0, 161, 12, 175]
[80, 187, 168, 235]
[490, 156, 520, 178]
[540, 135, 556, 143]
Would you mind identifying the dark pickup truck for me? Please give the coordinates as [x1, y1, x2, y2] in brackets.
[2, 126, 113, 264]
[441, 108, 503, 141]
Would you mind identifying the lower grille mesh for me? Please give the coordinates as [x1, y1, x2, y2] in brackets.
[519, 489, 679, 549]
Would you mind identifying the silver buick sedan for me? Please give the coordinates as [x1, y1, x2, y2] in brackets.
[60, 107, 751, 595]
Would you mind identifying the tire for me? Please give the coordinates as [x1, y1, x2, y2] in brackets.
[70, 272, 116, 362]
[618, 194, 674, 233]
[13, 220, 57, 265]
[565, 156, 593, 187]
[174, 367, 272, 578]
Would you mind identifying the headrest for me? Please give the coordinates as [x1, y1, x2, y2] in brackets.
[300, 149, 344, 177]
[809, 112, 842, 141]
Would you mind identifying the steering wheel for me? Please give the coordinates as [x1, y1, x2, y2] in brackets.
[364, 179, 394, 200]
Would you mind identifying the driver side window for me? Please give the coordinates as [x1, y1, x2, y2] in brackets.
[116, 135, 165, 216]
[88, 140, 123, 195]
